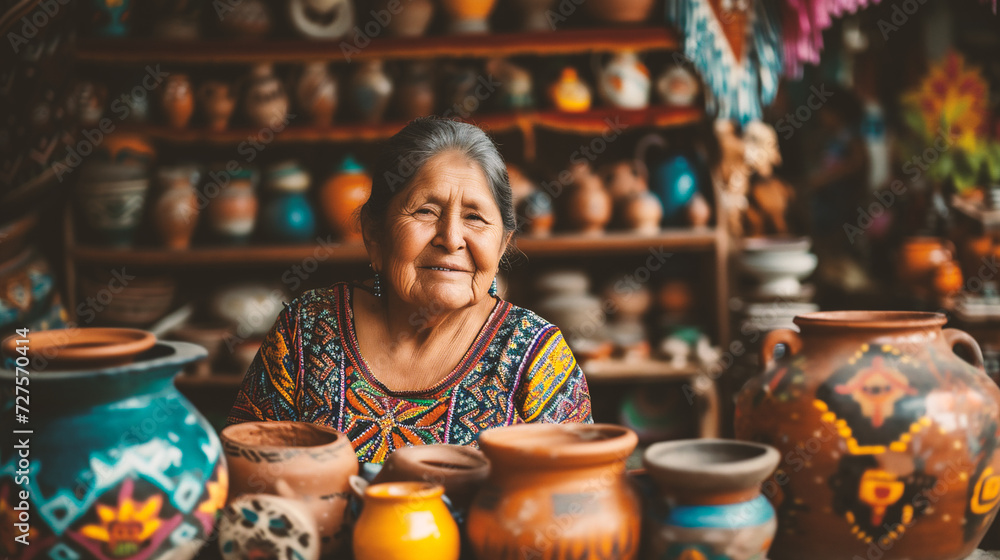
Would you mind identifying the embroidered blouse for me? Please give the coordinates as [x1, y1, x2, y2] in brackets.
[227, 282, 593, 463]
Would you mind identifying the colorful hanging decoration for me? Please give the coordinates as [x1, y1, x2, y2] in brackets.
[781, 0, 882, 78]
[666, 0, 783, 125]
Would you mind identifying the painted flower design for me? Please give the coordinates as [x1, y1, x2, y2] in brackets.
[80, 482, 164, 558]
[345, 381, 448, 463]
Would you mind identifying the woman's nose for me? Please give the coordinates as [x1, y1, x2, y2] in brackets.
[434, 213, 465, 252]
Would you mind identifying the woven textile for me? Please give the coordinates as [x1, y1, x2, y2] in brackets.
[227, 282, 593, 463]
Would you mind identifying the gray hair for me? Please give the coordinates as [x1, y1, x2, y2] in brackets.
[360, 117, 516, 236]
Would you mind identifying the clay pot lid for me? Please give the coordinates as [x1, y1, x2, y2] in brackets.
[1, 328, 157, 370]
[476, 423, 638, 468]
[794, 310, 946, 330]
[365, 481, 445, 501]
[382, 444, 490, 478]
[220, 420, 350, 452]
[643, 438, 779, 496]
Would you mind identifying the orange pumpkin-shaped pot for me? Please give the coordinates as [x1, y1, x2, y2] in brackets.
[320, 155, 371, 242]
[735, 311, 1000, 560]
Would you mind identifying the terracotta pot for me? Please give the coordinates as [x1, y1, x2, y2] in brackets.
[220, 421, 359, 556]
[642, 439, 779, 560]
[686, 191, 711, 227]
[289, 0, 355, 38]
[320, 155, 371, 241]
[153, 165, 201, 250]
[349, 60, 393, 124]
[377, 0, 434, 37]
[297, 61, 338, 127]
[933, 260, 964, 298]
[244, 64, 289, 130]
[354, 482, 460, 560]
[440, 0, 496, 33]
[735, 311, 1000, 560]
[621, 192, 663, 234]
[198, 80, 236, 132]
[467, 423, 641, 559]
[1, 327, 156, 370]
[206, 178, 258, 243]
[512, 0, 556, 30]
[564, 161, 612, 235]
[583, 0, 653, 23]
[162, 74, 195, 129]
[373, 444, 490, 512]
[520, 190, 554, 237]
[219, 494, 320, 560]
[900, 236, 953, 298]
[218, 0, 272, 37]
[81, 275, 177, 327]
[394, 62, 435, 120]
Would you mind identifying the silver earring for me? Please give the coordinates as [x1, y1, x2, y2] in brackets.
[489, 277, 498, 296]
[372, 267, 382, 297]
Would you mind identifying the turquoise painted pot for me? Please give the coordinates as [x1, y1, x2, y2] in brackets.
[649, 154, 699, 223]
[642, 439, 779, 560]
[0, 340, 227, 560]
[90, 0, 133, 37]
[260, 192, 317, 243]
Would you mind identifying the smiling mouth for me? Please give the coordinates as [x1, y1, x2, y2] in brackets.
[425, 266, 465, 272]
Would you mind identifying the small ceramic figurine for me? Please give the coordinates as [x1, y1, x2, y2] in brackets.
[549, 68, 592, 112]
[162, 74, 195, 129]
[597, 51, 650, 110]
[289, 0, 355, 38]
[244, 64, 289, 130]
[198, 80, 236, 132]
[296, 62, 338, 127]
[349, 60, 393, 123]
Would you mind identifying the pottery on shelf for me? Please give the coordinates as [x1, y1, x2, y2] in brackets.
[66, 81, 107, 126]
[486, 58, 534, 110]
[582, 0, 653, 23]
[642, 439, 779, 560]
[512, 0, 556, 30]
[297, 62, 338, 127]
[564, 161, 612, 235]
[218, 0, 272, 37]
[162, 74, 195, 129]
[220, 421, 359, 557]
[900, 236, 954, 300]
[97, 134, 157, 167]
[934, 260, 964, 298]
[467, 423, 641, 559]
[686, 191, 711, 227]
[597, 51, 650, 110]
[244, 64, 290, 130]
[656, 65, 701, 107]
[521, 190, 554, 237]
[349, 60, 393, 124]
[1, 327, 156, 369]
[738, 236, 818, 298]
[621, 192, 663, 234]
[635, 134, 699, 224]
[219, 494, 320, 560]
[205, 171, 258, 244]
[549, 67, 592, 112]
[736, 311, 1000, 560]
[210, 283, 290, 338]
[261, 160, 317, 243]
[354, 482, 460, 560]
[153, 164, 201, 250]
[88, 0, 132, 36]
[393, 62, 436, 120]
[440, 0, 496, 33]
[372, 444, 490, 514]
[375, 0, 434, 37]
[198, 80, 237, 132]
[150, 0, 202, 40]
[289, 0, 355, 38]
[320, 155, 371, 242]
[0, 335, 226, 560]
[80, 274, 177, 327]
[76, 162, 149, 247]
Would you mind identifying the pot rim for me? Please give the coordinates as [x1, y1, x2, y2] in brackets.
[364, 481, 444, 502]
[220, 420, 350, 452]
[794, 310, 946, 330]
[386, 444, 490, 476]
[0, 339, 205, 380]
[642, 438, 779, 494]
[476, 423, 637, 468]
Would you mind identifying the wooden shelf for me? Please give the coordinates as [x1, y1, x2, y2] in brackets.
[952, 197, 1000, 229]
[582, 359, 701, 383]
[120, 107, 704, 144]
[70, 229, 719, 268]
[74, 27, 680, 64]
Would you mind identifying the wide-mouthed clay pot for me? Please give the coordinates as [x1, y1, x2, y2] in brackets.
[373, 444, 490, 513]
[467, 423, 641, 560]
[220, 421, 359, 556]
[643, 439, 779, 560]
[735, 311, 1000, 560]
[353, 482, 460, 560]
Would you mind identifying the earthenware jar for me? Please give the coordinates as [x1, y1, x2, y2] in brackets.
[205, 171, 258, 243]
[162, 74, 195, 129]
[76, 162, 149, 247]
[564, 161, 612, 235]
[635, 134, 698, 223]
[735, 311, 1000, 560]
[656, 65, 701, 107]
[218, 0, 272, 37]
[296, 62, 338, 127]
[0, 335, 225, 560]
[349, 60, 393, 123]
[221, 421, 359, 557]
[289, 0, 355, 38]
[88, 0, 132, 36]
[373, 444, 490, 514]
[582, 0, 653, 23]
[440, 0, 496, 33]
[198, 80, 236, 132]
[521, 190, 554, 237]
[512, 0, 556, 30]
[486, 58, 534, 110]
[468, 423, 640, 559]
[597, 51, 650, 110]
[622, 193, 663, 234]
[550, 67, 592, 112]
[219, 494, 320, 560]
[642, 439, 779, 560]
[320, 155, 371, 242]
[900, 236, 953, 300]
[354, 482, 460, 560]
[260, 161, 316, 243]
[376, 0, 434, 36]
[244, 64, 289, 130]
[686, 191, 711, 227]
[394, 62, 435, 120]
[153, 165, 201, 250]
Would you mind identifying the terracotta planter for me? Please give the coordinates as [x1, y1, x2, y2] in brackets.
[198, 80, 236, 132]
[1, 327, 156, 369]
[642, 439, 779, 560]
[735, 311, 1000, 560]
[153, 165, 201, 250]
[220, 421, 359, 557]
[296, 62, 338, 127]
[564, 161, 612, 235]
[373, 444, 490, 512]
[162, 74, 195, 129]
[440, 0, 496, 33]
[583, 0, 653, 23]
[354, 482, 460, 560]
[320, 155, 371, 241]
[467, 423, 641, 560]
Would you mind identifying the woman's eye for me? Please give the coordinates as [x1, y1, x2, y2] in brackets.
[415, 208, 434, 215]
[467, 214, 485, 222]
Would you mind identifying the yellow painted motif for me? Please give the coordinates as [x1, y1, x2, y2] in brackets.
[520, 332, 577, 421]
[971, 467, 1000, 515]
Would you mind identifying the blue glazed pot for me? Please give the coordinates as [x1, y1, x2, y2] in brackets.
[0, 340, 227, 560]
[260, 192, 317, 243]
[642, 439, 779, 560]
[649, 154, 699, 223]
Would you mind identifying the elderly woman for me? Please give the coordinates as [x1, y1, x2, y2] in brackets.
[228, 117, 593, 463]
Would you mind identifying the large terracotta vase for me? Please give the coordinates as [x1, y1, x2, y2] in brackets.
[642, 439, 779, 560]
[353, 482, 460, 560]
[320, 155, 371, 242]
[220, 421, 358, 557]
[735, 311, 1000, 560]
[0, 333, 226, 560]
[467, 423, 641, 560]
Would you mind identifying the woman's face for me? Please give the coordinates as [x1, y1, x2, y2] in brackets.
[367, 150, 510, 312]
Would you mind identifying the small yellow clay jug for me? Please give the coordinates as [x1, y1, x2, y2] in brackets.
[352, 481, 460, 560]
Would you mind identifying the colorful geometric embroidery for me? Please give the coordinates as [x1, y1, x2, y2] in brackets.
[228, 282, 593, 463]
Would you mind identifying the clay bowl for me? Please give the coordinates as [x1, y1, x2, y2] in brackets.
[374, 444, 490, 510]
[477, 423, 638, 470]
[80, 275, 177, 327]
[1, 328, 157, 370]
[642, 438, 779, 502]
